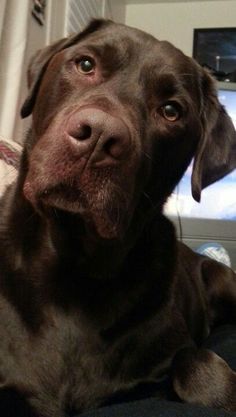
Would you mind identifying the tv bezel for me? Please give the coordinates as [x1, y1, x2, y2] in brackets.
[218, 81, 236, 91]
[170, 216, 236, 241]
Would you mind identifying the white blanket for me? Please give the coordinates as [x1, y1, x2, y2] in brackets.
[0, 136, 22, 197]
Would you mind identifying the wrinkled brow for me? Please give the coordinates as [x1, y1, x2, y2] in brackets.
[140, 67, 183, 96]
[155, 73, 187, 97]
[74, 38, 138, 71]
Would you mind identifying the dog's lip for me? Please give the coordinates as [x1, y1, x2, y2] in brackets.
[38, 183, 82, 205]
[24, 180, 82, 208]
[36, 185, 89, 217]
[23, 181, 36, 204]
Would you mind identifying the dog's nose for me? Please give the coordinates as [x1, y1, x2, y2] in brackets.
[67, 108, 130, 166]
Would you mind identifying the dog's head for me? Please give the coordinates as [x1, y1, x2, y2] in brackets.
[21, 20, 236, 240]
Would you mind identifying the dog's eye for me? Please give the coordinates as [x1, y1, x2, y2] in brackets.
[76, 57, 95, 74]
[161, 102, 182, 122]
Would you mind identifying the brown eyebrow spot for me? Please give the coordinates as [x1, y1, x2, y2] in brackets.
[155, 73, 181, 97]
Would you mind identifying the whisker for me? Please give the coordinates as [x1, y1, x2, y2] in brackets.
[24, 211, 37, 224]
[142, 191, 155, 208]
[142, 151, 153, 161]
[53, 208, 59, 219]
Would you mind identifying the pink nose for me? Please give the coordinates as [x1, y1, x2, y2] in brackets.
[66, 108, 130, 166]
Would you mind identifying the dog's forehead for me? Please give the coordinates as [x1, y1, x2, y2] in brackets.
[70, 22, 195, 76]
[70, 22, 156, 59]
[78, 21, 157, 47]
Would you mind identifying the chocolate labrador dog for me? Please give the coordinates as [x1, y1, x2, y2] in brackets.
[0, 19, 236, 417]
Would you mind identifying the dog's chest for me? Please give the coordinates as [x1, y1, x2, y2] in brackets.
[0, 302, 133, 416]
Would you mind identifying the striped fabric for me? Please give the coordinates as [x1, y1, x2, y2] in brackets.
[0, 140, 20, 169]
[0, 138, 22, 197]
[66, 0, 104, 35]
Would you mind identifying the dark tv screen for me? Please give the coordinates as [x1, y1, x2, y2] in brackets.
[193, 28, 236, 82]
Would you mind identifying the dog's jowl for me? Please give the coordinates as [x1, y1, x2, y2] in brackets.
[0, 20, 236, 416]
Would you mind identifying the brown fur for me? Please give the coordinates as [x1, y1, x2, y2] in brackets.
[0, 20, 235, 416]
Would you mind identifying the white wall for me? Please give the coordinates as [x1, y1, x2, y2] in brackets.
[125, 1, 236, 56]
[105, 0, 126, 22]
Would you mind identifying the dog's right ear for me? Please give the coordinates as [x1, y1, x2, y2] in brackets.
[21, 37, 70, 118]
[21, 19, 110, 118]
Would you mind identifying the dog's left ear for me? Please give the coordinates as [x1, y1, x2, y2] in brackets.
[191, 71, 236, 202]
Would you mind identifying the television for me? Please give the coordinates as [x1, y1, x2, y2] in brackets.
[165, 83, 236, 269]
[193, 28, 236, 83]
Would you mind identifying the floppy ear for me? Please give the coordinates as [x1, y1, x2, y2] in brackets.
[21, 37, 72, 118]
[191, 71, 236, 202]
[21, 19, 110, 118]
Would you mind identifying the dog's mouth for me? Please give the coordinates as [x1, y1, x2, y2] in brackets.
[24, 174, 134, 240]
[38, 184, 83, 209]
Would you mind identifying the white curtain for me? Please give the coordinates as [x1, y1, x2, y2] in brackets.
[0, 0, 30, 141]
[0, 1, 7, 36]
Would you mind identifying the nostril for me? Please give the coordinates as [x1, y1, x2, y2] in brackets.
[69, 124, 92, 141]
[66, 109, 130, 165]
[78, 124, 92, 140]
[103, 136, 124, 159]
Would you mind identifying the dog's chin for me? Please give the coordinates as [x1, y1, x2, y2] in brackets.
[50, 200, 127, 239]
[24, 182, 130, 240]
[46, 199, 128, 240]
